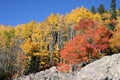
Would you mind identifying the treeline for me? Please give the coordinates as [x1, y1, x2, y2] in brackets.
[0, 0, 120, 79]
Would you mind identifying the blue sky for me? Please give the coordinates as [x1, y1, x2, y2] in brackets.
[0, 0, 120, 26]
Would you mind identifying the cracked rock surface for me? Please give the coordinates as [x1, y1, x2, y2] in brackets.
[14, 53, 120, 80]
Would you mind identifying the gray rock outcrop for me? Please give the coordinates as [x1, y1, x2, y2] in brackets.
[77, 53, 120, 80]
[14, 66, 77, 80]
[14, 53, 120, 80]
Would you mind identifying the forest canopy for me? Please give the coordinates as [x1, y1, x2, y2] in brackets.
[0, 0, 120, 79]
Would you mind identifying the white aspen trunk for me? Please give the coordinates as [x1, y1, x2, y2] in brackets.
[49, 40, 53, 65]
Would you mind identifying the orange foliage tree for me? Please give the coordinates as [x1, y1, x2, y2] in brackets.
[58, 19, 110, 72]
[109, 25, 120, 52]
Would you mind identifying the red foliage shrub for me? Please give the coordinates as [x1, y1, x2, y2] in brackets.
[57, 63, 71, 72]
[58, 19, 110, 72]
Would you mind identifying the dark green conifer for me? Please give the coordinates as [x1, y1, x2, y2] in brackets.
[97, 4, 105, 14]
[110, 0, 117, 20]
[91, 5, 96, 14]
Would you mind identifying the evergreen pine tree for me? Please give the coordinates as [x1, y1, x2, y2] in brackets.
[108, 0, 117, 30]
[97, 4, 105, 14]
[24, 56, 40, 75]
[91, 5, 96, 14]
[110, 0, 117, 20]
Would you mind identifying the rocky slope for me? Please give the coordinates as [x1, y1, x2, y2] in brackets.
[77, 53, 120, 80]
[14, 53, 120, 80]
